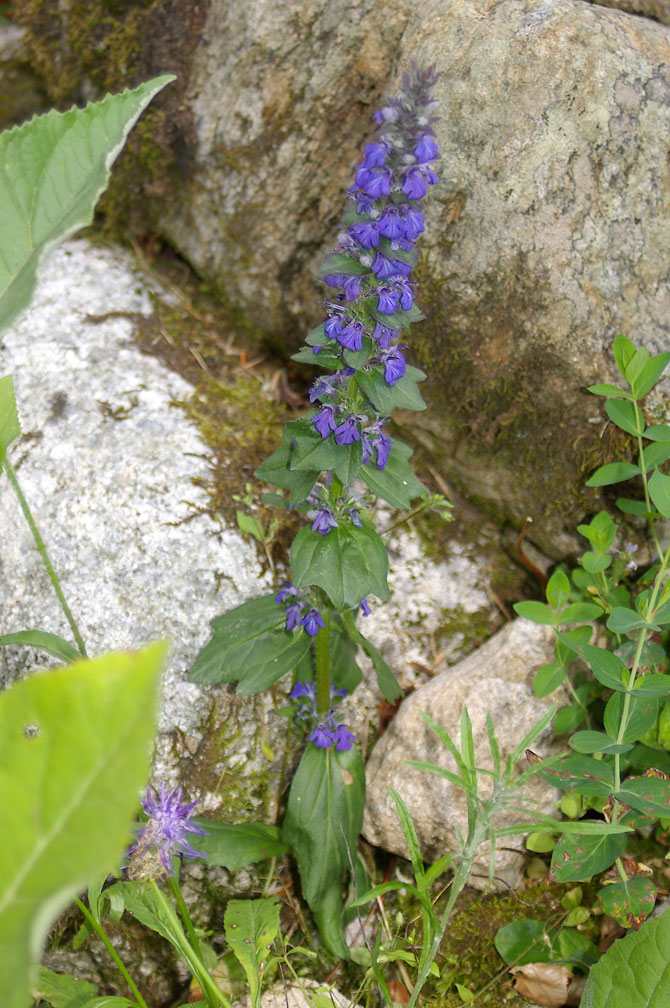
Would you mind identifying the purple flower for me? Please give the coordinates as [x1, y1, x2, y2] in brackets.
[309, 723, 334, 748]
[302, 607, 326, 636]
[372, 252, 406, 280]
[289, 681, 315, 702]
[342, 275, 363, 301]
[337, 320, 364, 352]
[311, 507, 338, 535]
[383, 349, 406, 385]
[377, 286, 399, 314]
[360, 167, 392, 199]
[403, 207, 425, 240]
[362, 141, 389, 168]
[375, 433, 392, 469]
[285, 602, 304, 631]
[377, 207, 404, 240]
[276, 582, 298, 603]
[414, 134, 439, 163]
[334, 416, 361, 446]
[313, 405, 338, 438]
[396, 278, 414, 310]
[360, 597, 371, 616]
[372, 322, 398, 348]
[333, 724, 356, 752]
[345, 507, 362, 529]
[324, 315, 344, 340]
[324, 273, 348, 289]
[127, 784, 206, 879]
[349, 220, 380, 249]
[309, 375, 336, 403]
[361, 433, 374, 464]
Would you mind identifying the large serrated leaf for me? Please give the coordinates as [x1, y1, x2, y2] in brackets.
[581, 906, 670, 1008]
[290, 523, 389, 609]
[360, 439, 427, 509]
[0, 75, 175, 332]
[193, 821, 288, 871]
[0, 644, 165, 1008]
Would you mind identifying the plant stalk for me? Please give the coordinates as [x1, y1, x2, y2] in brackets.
[73, 896, 148, 1008]
[314, 609, 332, 718]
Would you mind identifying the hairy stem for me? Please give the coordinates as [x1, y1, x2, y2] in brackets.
[314, 609, 332, 718]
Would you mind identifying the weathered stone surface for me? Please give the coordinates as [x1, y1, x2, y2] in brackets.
[363, 618, 560, 891]
[591, 0, 670, 27]
[0, 23, 47, 130]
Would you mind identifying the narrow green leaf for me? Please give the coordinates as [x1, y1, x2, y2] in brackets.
[513, 601, 557, 625]
[607, 608, 660, 634]
[648, 469, 670, 519]
[0, 645, 165, 1008]
[340, 610, 401, 701]
[0, 630, 80, 664]
[616, 497, 651, 518]
[630, 351, 670, 399]
[558, 602, 605, 623]
[551, 832, 627, 882]
[224, 898, 279, 1008]
[642, 441, 670, 471]
[581, 904, 670, 1008]
[545, 569, 570, 609]
[644, 424, 670, 442]
[0, 76, 175, 333]
[539, 754, 614, 795]
[586, 462, 641, 487]
[613, 334, 637, 378]
[569, 730, 632, 755]
[533, 663, 567, 698]
[193, 822, 288, 871]
[0, 375, 21, 458]
[604, 692, 658, 744]
[587, 383, 632, 400]
[290, 523, 389, 609]
[389, 788, 425, 884]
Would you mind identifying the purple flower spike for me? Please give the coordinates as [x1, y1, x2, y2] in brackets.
[349, 221, 380, 249]
[377, 207, 404, 240]
[345, 507, 363, 529]
[361, 167, 392, 199]
[334, 416, 361, 446]
[362, 141, 389, 168]
[302, 607, 326, 636]
[402, 166, 430, 200]
[403, 207, 425, 240]
[333, 724, 356, 752]
[312, 405, 338, 439]
[309, 723, 334, 748]
[311, 507, 338, 535]
[127, 784, 206, 879]
[324, 315, 344, 340]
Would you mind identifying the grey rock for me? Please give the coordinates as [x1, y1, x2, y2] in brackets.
[590, 0, 670, 26]
[363, 618, 560, 891]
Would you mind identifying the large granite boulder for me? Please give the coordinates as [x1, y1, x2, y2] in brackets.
[16, 0, 670, 559]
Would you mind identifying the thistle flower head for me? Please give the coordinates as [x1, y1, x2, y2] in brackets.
[126, 784, 206, 880]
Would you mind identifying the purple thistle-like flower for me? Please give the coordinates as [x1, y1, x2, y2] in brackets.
[333, 723, 356, 752]
[127, 784, 206, 879]
[311, 507, 338, 535]
[309, 723, 334, 748]
[377, 286, 399, 314]
[334, 416, 361, 446]
[383, 349, 406, 385]
[313, 405, 338, 438]
[302, 607, 326, 636]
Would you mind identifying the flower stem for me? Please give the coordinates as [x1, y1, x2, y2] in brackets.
[314, 609, 332, 718]
[73, 896, 148, 1008]
[168, 872, 202, 958]
[3, 457, 87, 657]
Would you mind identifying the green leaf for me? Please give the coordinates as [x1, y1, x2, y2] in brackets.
[33, 967, 99, 1008]
[356, 368, 426, 413]
[581, 905, 670, 1008]
[605, 399, 643, 436]
[533, 663, 567, 698]
[586, 462, 641, 487]
[224, 898, 279, 1008]
[329, 618, 364, 694]
[630, 352, 670, 399]
[648, 470, 670, 519]
[291, 347, 342, 368]
[554, 705, 587, 734]
[598, 877, 657, 930]
[318, 252, 369, 277]
[494, 919, 553, 966]
[569, 730, 632, 755]
[193, 822, 288, 871]
[616, 497, 651, 518]
[513, 601, 557, 625]
[290, 523, 389, 609]
[546, 569, 571, 609]
[340, 610, 401, 701]
[615, 776, 670, 819]
[0, 644, 165, 1008]
[0, 76, 174, 333]
[607, 608, 661, 634]
[642, 441, 670, 471]
[644, 424, 670, 442]
[282, 744, 365, 956]
[0, 374, 21, 458]
[291, 430, 362, 485]
[587, 383, 632, 400]
[254, 426, 319, 505]
[370, 303, 425, 330]
[0, 630, 80, 664]
[557, 635, 628, 692]
[613, 335, 637, 377]
[604, 693, 658, 744]
[539, 754, 614, 795]
[360, 440, 427, 510]
[581, 552, 613, 573]
[551, 831, 627, 882]
[189, 595, 311, 693]
[558, 602, 605, 623]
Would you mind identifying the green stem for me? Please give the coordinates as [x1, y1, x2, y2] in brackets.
[314, 609, 332, 718]
[3, 457, 87, 657]
[168, 873, 202, 958]
[73, 896, 148, 1008]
